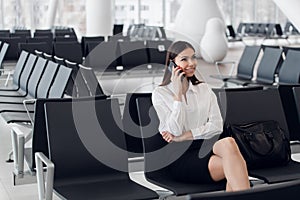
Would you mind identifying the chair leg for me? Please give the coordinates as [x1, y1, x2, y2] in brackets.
[6, 150, 13, 162]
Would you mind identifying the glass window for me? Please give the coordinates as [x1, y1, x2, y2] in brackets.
[217, 0, 287, 31]
[2, 0, 21, 29]
[255, 0, 276, 22]
[217, 0, 233, 26]
[55, 0, 86, 37]
[115, 0, 139, 32]
[164, 0, 183, 29]
[0, 0, 289, 37]
[140, 0, 163, 26]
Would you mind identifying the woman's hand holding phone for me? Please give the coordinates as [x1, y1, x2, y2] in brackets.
[170, 61, 185, 101]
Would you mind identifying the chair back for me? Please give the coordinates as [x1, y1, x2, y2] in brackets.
[30, 96, 106, 170]
[236, 46, 261, 79]
[78, 64, 105, 96]
[0, 42, 9, 66]
[122, 93, 152, 157]
[118, 41, 148, 69]
[146, 40, 172, 66]
[26, 57, 48, 98]
[256, 47, 283, 83]
[44, 97, 129, 184]
[219, 88, 289, 140]
[113, 24, 124, 35]
[83, 41, 119, 71]
[226, 25, 236, 38]
[278, 85, 300, 142]
[53, 41, 83, 64]
[136, 97, 190, 172]
[65, 60, 90, 97]
[292, 86, 300, 141]
[18, 42, 51, 56]
[48, 65, 72, 98]
[36, 61, 59, 98]
[11, 51, 29, 87]
[18, 54, 38, 94]
[278, 50, 300, 84]
[81, 36, 104, 57]
[0, 37, 26, 60]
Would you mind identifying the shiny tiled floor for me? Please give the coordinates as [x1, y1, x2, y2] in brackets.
[0, 38, 300, 199]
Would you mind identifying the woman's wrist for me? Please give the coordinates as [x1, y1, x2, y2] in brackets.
[173, 131, 194, 142]
[173, 91, 183, 101]
[174, 95, 182, 101]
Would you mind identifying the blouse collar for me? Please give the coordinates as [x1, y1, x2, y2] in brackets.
[168, 80, 197, 93]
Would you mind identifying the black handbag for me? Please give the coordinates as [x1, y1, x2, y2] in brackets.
[226, 120, 291, 170]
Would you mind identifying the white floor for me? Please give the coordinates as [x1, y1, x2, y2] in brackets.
[0, 38, 300, 199]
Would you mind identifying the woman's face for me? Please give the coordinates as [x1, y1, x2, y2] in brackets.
[173, 47, 197, 78]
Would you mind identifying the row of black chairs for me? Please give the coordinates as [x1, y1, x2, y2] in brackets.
[212, 45, 300, 87]
[127, 24, 167, 41]
[238, 23, 287, 38]
[36, 50, 106, 97]
[84, 39, 173, 72]
[0, 37, 173, 71]
[0, 37, 78, 61]
[1, 24, 123, 39]
[0, 50, 105, 183]
[0, 28, 77, 39]
[29, 85, 300, 199]
[0, 51, 72, 125]
[226, 21, 300, 43]
[0, 50, 72, 177]
[1, 34, 104, 61]
[1, 46, 105, 183]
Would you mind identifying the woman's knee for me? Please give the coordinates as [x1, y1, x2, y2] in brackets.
[214, 137, 240, 156]
[208, 155, 225, 181]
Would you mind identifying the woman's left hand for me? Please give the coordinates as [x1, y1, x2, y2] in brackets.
[161, 131, 194, 143]
[161, 131, 175, 143]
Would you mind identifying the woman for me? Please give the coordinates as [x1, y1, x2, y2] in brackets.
[152, 41, 250, 192]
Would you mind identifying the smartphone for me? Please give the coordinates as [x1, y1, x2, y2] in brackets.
[168, 60, 183, 73]
[168, 61, 185, 79]
[168, 60, 176, 72]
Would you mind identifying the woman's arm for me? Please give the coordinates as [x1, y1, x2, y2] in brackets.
[161, 130, 193, 143]
[152, 88, 185, 136]
[190, 89, 223, 140]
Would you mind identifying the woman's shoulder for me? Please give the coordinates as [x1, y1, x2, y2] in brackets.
[152, 85, 173, 101]
[153, 85, 171, 95]
[194, 82, 213, 91]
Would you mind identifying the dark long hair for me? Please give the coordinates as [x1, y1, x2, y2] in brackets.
[160, 41, 202, 86]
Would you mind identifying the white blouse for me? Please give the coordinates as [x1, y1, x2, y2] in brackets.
[152, 82, 223, 140]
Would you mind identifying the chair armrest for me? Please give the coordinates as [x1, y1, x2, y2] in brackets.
[215, 61, 235, 65]
[35, 152, 54, 200]
[0, 68, 14, 73]
[215, 61, 236, 79]
[0, 69, 14, 87]
[11, 126, 25, 178]
[4, 71, 12, 87]
[23, 99, 36, 125]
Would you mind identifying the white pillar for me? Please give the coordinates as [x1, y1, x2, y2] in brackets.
[46, 0, 58, 29]
[28, 0, 35, 31]
[273, 0, 300, 31]
[86, 0, 113, 37]
[172, 0, 224, 57]
[0, 0, 4, 29]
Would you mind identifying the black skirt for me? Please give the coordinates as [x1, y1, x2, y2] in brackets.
[168, 139, 215, 184]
